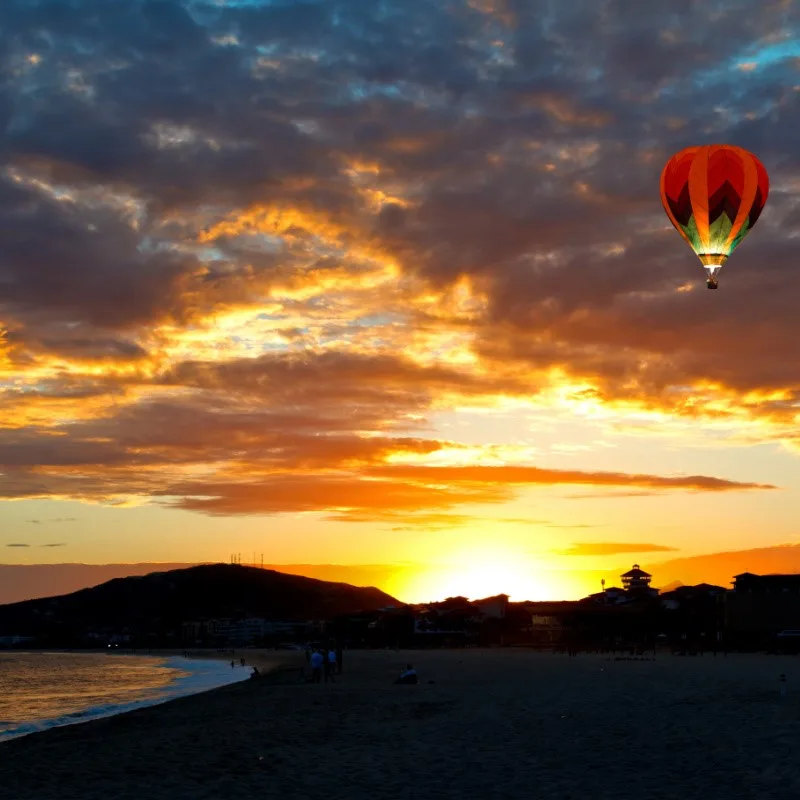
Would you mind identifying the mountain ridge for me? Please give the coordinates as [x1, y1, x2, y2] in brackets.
[0, 564, 400, 641]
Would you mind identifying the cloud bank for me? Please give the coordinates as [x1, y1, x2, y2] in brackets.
[0, 0, 794, 520]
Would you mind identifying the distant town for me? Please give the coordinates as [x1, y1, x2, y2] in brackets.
[2, 564, 800, 653]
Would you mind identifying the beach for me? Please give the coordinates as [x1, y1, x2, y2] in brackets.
[2, 648, 800, 799]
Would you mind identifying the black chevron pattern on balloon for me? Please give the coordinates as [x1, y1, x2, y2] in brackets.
[749, 187, 765, 227]
[707, 181, 742, 226]
[668, 183, 693, 226]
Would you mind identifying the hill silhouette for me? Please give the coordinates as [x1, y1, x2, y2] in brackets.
[0, 564, 399, 640]
[0, 562, 207, 605]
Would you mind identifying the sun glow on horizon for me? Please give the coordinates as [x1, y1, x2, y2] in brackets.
[390, 543, 556, 603]
[0, 0, 798, 608]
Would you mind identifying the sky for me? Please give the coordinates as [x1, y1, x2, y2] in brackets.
[0, 0, 799, 605]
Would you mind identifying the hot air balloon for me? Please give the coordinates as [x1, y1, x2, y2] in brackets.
[660, 144, 769, 289]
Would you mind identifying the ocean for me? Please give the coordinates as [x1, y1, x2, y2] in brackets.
[0, 651, 251, 742]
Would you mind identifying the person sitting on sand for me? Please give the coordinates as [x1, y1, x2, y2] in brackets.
[394, 664, 418, 685]
[250, 666, 260, 679]
[309, 649, 324, 683]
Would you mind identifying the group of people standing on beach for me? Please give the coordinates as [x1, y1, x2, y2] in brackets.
[306, 646, 341, 683]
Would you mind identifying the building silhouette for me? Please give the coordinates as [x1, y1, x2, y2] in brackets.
[724, 572, 800, 647]
[620, 564, 657, 596]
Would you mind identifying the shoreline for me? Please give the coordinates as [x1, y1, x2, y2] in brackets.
[3, 649, 800, 799]
[0, 649, 291, 744]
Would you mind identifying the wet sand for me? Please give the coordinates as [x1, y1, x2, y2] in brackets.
[3, 648, 800, 800]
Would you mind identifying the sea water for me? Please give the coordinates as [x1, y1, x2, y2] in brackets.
[0, 651, 250, 742]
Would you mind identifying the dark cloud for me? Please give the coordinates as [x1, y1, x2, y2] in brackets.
[5, 543, 30, 547]
[1, 0, 791, 340]
[0, 0, 793, 516]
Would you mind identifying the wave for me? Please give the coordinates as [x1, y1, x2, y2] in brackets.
[0, 657, 251, 743]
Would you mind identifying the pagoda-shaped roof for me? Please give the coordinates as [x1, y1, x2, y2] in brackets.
[621, 564, 651, 578]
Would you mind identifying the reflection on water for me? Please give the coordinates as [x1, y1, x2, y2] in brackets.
[0, 651, 247, 742]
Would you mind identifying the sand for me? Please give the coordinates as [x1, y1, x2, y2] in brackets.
[2, 648, 800, 799]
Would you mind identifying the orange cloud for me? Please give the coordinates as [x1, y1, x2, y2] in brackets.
[365, 465, 776, 492]
[165, 474, 509, 516]
[0, 361, 776, 517]
[560, 542, 678, 556]
[640, 543, 800, 590]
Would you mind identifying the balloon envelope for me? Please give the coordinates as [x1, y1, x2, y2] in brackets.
[660, 144, 769, 285]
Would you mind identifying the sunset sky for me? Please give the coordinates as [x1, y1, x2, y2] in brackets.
[1, 0, 799, 604]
